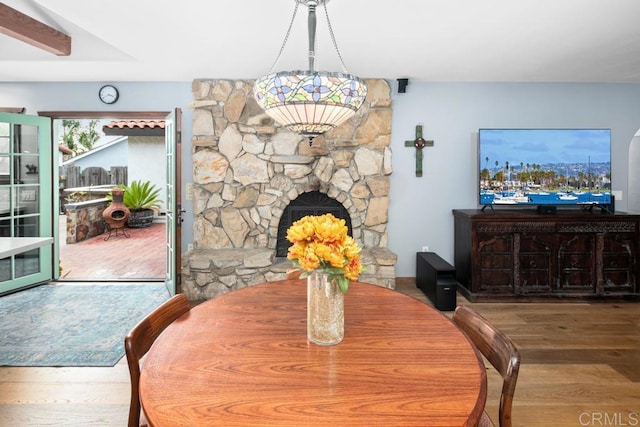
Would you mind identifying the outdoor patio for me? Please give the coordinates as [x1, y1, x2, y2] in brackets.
[58, 215, 166, 280]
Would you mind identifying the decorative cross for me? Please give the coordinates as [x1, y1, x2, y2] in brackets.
[404, 124, 434, 177]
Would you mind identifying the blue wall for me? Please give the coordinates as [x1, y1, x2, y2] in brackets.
[389, 82, 640, 276]
[2, 81, 639, 277]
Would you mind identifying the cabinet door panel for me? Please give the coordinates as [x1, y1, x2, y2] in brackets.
[603, 271, 634, 293]
[479, 253, 512, 269]
[476, 234, 514, 292]
[479, 270, 513, 291]
[518, 270, 553, 290]
[516, 234, 553, 293]
[557, 234, 596, 292]
[602, 234, 637, 293]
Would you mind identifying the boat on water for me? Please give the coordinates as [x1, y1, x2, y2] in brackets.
[527, 190, 550, 196]
[558, 193, 578, 201]
[494, 190, 530, 204]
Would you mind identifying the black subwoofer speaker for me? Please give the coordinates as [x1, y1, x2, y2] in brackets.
[416, 252, 458, 311]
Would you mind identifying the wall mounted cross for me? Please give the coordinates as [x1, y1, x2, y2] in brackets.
[404, 124, 434, 177]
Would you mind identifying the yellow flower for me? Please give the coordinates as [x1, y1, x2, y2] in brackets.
[343, 254, 362, 281]
[343, 236, 361, 258]
[313, 214, 348, 243]
[285, 213, 363, 294]
[287, 242, 306, 261]
[286, 220, 315, 243]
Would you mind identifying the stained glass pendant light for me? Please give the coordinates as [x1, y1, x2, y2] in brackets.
[253, 0, 367, 142]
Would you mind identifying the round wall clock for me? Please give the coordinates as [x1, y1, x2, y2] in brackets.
[98, 85, 119, 104]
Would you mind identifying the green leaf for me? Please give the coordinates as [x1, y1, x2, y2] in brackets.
[120, 180, 163, 211]
[337, 276, 349, 295]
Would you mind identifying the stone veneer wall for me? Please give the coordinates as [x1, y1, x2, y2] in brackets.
[181, 78, 397, 301]
[64, 199, 108, 243]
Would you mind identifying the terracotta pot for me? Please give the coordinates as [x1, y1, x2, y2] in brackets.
[103, 188, 130, 229]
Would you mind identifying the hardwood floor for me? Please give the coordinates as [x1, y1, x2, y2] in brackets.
[397, 279, 640, 427]
[0, 280, 638, 426]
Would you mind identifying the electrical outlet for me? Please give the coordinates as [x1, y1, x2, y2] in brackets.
[188, 243, 194, 251]
[185, 183, 193, 200]
[421, 246, 429, 252]
[612, 190, 623, 201]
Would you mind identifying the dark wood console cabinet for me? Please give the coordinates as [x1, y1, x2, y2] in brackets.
[453, 209, 640, 301]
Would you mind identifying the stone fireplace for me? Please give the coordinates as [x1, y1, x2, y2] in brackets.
[181, 78, 397, 301]
[275, 191, 353, 257]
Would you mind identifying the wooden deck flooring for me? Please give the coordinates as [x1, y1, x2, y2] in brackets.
[0, 280, 638, 426]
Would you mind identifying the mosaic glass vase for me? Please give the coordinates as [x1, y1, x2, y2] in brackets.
[307, 271, 344, 346]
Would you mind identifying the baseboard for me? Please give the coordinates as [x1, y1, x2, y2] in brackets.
[394, 277, 416, 287]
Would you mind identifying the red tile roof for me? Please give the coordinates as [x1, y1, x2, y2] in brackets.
[102, 120, 165, 136]
[103, 120, 165, 130]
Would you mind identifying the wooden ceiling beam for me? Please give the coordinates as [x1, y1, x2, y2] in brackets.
[0, 3, 71, 56]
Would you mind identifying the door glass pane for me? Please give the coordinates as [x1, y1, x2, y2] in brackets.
[0, 218, 9, 238]
[17, 185, 39, 211]
[16, 216, 39, 238]
[0, 155, 7, 183]
[17, 155, 40, 183]
[16, 125, 39, 154]
[0, 122, 8, 152]
[15, 248, 40, 278]
[0, 258, 9, 282]
[0, 187, 10, 237]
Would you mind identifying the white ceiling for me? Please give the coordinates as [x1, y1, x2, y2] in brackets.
[2, 0, 640, 83]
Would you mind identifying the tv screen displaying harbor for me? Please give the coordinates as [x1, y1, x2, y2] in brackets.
[478, 128, 612, 206]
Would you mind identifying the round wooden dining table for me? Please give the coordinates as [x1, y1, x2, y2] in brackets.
[139, 280, 487, 426]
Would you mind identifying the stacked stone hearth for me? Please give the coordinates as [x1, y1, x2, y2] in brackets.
[181, 78, 397, 301]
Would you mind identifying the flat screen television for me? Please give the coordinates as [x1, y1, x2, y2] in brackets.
[478, 128, 612, 208]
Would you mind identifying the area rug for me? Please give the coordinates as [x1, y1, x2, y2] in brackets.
[0, 284, 170, 367]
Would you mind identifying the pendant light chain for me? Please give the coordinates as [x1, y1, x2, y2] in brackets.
[323, 2, 349, 74]
[267, 2, 301, 74]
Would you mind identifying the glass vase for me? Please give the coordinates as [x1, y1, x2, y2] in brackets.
[307, 271, 344, 346]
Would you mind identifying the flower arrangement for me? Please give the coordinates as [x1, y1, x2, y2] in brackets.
[286, 213, 363, 294]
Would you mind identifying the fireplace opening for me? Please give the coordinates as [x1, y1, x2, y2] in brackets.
[276, 191, 353, 257]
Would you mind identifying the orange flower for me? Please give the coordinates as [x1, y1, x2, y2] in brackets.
[287, 242, 307, 261]
[343, 236, 361, 258]
[313, 214, 348, 243]
[343, 254, 362, 281]
[286, 220, 315, 242]
[285, 213, 364, 294]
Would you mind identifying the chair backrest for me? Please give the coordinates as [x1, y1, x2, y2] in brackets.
[124, 293, 190, 427]
[452, 305, 521, 427]
[285, 268, 302, 280]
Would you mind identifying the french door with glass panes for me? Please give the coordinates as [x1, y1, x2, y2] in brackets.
[0, 113, 54, 295]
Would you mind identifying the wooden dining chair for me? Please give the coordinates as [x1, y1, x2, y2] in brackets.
[452, 305, 521, 427]
[285, 268, 302, 279]
[124, 293, 191, 427]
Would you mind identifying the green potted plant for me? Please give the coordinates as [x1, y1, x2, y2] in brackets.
[120, 180, 163, 228]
